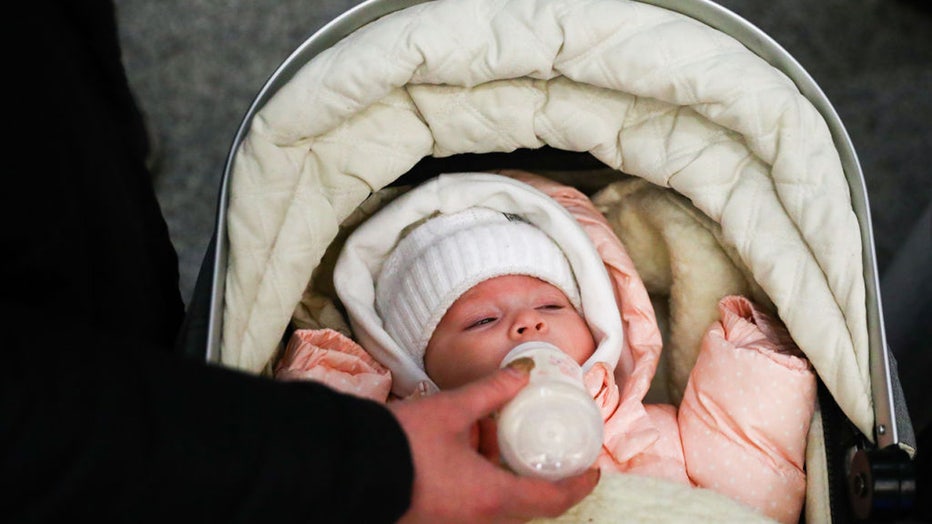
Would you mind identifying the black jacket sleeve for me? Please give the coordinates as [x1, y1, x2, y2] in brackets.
[1, 301, 413, 523]
[3, 1, 413, 522]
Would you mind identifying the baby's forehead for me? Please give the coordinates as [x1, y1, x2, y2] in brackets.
[453, 274, 572, 305]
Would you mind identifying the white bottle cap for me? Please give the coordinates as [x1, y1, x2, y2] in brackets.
[497, 342, 604, 481]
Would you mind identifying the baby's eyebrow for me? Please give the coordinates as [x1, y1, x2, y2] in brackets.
[446, 298, 493, 320]
[536, 287, 571, 303]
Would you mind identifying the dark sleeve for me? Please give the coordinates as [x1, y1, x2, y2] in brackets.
[3, 1, 413, 522]
[1, 301, 413, 523]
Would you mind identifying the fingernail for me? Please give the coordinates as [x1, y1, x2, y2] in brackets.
[505, 356, 535, 375]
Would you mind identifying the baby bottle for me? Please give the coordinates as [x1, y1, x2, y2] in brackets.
[497, 341, 604, 481]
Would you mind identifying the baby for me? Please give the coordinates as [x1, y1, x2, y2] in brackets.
[276, 172, 816, 524]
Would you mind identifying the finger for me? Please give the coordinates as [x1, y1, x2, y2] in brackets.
[555, 467, 601, 503]
[469, 420, 480, 450]
[504, 468, 600, 519]
[447, 366, 530, 421]
[476, 416, 500, 462]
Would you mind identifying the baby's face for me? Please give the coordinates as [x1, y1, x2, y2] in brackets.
[424, 274, 596, 389]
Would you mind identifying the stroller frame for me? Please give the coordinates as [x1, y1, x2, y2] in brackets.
[182, 0, 917, 519]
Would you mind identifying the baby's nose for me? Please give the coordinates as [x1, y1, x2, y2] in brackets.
[512, 310, 548, 337]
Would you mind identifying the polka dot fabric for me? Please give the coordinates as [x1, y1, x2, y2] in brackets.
[678, 296, 815, 523]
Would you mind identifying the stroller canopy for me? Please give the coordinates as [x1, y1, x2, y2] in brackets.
[221, 0, 870, 440]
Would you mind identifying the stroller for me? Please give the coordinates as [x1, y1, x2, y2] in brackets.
[180, 0, 917, 520]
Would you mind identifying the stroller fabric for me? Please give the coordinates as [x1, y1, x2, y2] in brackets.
[223, 0, 869, 437]
[219, 0, 872, 520]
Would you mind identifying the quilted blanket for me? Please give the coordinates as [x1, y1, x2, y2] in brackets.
[222, 0, 870, 516]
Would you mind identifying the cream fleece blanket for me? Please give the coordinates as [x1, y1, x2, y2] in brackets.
[592, 177, 773, 404]
[533, 472, 776, 523]
[221, 0, 869, 519]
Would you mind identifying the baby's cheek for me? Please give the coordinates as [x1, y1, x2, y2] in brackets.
[483, 348, 511, 374]
[423, 343, 451, 383]
[564, 320, 597, 363]
[425, 341, 484, 389]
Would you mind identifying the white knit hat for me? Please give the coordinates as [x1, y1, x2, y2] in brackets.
[375, 207, 581, 368]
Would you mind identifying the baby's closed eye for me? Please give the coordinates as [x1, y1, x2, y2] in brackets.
[536, 303, 565, 311]
[466, 316, 498, 329]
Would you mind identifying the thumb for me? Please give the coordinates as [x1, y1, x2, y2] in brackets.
[448, 366, 530, 421]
